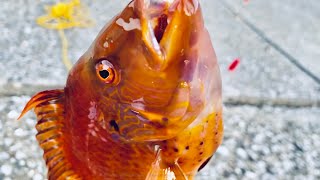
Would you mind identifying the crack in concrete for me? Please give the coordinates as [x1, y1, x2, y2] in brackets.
[224, 96, 320, 108]
[219, 1, 320, 85]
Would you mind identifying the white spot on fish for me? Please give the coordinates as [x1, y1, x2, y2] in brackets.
[154, 145, 160, 153]
[116, 18, 141, 31]
[103, 41, 109, 48]
[133, 97, 145, 103]
[88, 101, 97, 120]
[100, 137, 108, 142]
[131, 97, 145, 110]
[166, 168, 176, 180]
[131, 102, 145, 111]
[91, 130, 97, 137]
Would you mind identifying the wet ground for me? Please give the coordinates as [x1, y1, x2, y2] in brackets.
[1, 0, 319, 179]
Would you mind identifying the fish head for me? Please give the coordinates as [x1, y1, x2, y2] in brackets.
[66, 0, 221, 142]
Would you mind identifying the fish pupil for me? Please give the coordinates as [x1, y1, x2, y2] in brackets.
[99, 70, 109, 79]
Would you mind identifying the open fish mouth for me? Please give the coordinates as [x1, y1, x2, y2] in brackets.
[132, 0, 201, 70]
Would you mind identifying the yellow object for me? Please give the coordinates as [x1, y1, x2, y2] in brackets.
[37, 0, 95, 70]
[58, 30, 73, 70]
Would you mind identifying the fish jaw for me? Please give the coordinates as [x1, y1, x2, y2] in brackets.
[132, 0, 202, 71]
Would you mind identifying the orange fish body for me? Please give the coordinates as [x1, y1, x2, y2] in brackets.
[19, 0, 223, 179]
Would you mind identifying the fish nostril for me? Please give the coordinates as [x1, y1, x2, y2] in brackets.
[109, 120, 119, 132]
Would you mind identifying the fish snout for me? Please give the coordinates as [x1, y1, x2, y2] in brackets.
[133, 0, 202, 71]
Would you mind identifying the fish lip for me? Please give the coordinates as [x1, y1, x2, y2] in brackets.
[134, 0, 199, 15]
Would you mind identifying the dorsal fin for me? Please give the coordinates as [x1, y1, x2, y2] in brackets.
[19, 90, 81, 180]
[18, 90, 64, 120]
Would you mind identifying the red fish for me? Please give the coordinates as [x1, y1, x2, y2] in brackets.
[19, 0, 223, 179]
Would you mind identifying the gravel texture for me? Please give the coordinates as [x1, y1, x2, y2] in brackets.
[198, 106, 320, 179]
[0, 96, 46, 180]
[1, 0, 320, 179]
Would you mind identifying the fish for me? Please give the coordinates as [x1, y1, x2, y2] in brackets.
[19, 0, 223, 179]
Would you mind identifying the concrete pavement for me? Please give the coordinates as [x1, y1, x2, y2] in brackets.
[0, 0, 319, 179]
[223, 0, 320, 80]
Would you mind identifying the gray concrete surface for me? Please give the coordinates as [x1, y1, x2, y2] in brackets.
[201, 1, 320, 105]
[224, 0, 320, 79]
[0, 0, 320, 179]
[198, 105, 320, 179]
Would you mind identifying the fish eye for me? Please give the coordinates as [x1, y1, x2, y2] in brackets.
[96, 60, 115, 83]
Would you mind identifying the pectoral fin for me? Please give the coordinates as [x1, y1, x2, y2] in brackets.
[146, 149, 187, 180]
[18, 90, 81, 180]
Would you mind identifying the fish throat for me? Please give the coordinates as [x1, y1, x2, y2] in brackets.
[154, 14, 168, 42]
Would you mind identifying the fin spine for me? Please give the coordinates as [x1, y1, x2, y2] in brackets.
[20, 90, 81, 180]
